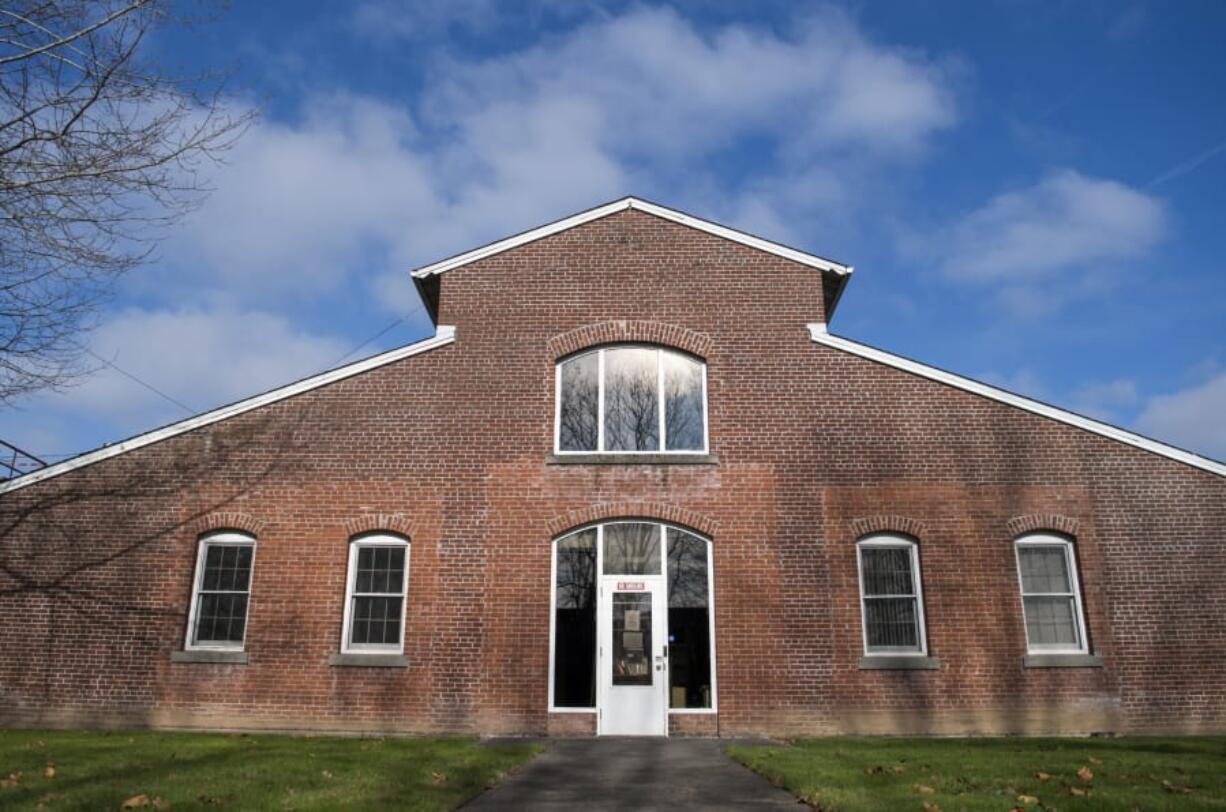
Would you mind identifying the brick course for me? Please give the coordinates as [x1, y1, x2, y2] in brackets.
[1, 208, 1223, 737]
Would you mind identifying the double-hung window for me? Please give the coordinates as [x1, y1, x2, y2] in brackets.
[1014, 534, 1088, 653]
[555, 346, 707, 454]
[186, 532, 256, 651]
[856, 535, 927, 656]
[341, 534, 410, 654]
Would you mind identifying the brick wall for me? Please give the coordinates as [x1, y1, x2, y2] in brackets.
[1, 208, 1223, 737]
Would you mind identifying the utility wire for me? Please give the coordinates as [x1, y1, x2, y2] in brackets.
[78, 344, 196, 415]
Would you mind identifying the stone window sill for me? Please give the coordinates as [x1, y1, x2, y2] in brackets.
[328, 653, 410, 668]
[858, 656, 940, 670]
[547, 453, 718, 466]
[1023, 653, 1103, 669]
[171, 650, 248, 665]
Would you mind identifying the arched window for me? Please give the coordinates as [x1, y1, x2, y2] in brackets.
[1014, 533, 1088, 654]
[856, 534, 927, 656]
[185, 530, 257, 652]
[549, 521, 715, 711]
[555, 346, 707, 453]
[340, 533, 410, 654]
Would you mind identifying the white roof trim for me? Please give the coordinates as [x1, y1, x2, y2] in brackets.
[807, 323, 1226, 479]
[0, 326, 458, 495]
[412, 197, 853, 279]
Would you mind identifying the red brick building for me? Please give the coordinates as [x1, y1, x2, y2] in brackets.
[2, 197, 1224, 737]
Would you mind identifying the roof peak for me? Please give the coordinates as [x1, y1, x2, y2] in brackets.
[411, 195, 853, 279]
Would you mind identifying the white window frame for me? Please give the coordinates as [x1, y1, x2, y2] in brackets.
[856, 534, 928, 657]
[184, 531, 257, 652]
[553, 346, 709, 455]
[340, 533, 411, 655]
[547, 521, 718, 715]
[1014, 533, 1089, 655]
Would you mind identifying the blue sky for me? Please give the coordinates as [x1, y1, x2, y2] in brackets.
[3, 0, 1225, 464]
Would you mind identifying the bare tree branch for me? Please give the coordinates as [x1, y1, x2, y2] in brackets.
[0, 0, 254, 403]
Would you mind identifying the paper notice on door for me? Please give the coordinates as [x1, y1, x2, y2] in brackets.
[624, 609, 641, 631]
[622, 631, 644, 651]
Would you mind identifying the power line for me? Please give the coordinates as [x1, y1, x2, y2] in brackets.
[78, 344, 196, 415]
[328, 300, 429, 367]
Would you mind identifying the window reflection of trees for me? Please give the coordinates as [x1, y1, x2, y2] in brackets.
[603, 522, 661, 575]
[558, 354, 598, 451]
[556, 530, 596, 609]
[604, 348, 659, 451]
[663, 353, 704, 451]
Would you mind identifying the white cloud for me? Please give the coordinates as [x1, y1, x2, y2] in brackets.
[1071, 378, 1139, 421]
[1136, 372, 1226, 461]
[67, 306, 349, 430]
[159, 6, 958, 308]
[979, 368, 1048, 401]
[938, 170, 1166, 282]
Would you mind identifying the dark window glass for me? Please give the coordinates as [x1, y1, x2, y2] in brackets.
[667, 529, 711, 708]
[558, 352, 599, 451]
[348, 543, 408, 648]
[603, 523, 661, 575]
[553, 529, 596, 707]
[192, 542, 253, 646]
[604, 348, 659, 451]
[663, 352, 704, 451]
[860, 544, 922, 653]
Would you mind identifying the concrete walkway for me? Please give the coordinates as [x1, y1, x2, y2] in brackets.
[465, 738, 801, 810]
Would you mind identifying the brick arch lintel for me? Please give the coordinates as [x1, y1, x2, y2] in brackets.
[342, 513, 417, 541]
[850, 515, 927, 540]
[546, 502, 718, 539]
[1006, 514, 1080, 539]
[189, 511, 265, 537]
[547, 321, 712, 361]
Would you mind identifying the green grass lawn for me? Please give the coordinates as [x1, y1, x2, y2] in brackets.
[0, 729, 538, 811]
[727, 736, 1226, 811]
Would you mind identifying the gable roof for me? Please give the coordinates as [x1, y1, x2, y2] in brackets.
[411, 196, 854, 279]
[0, 326, 457, 495]
[808, 323, 1226, 479]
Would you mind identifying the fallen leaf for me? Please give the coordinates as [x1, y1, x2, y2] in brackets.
[43, 766, 55, 779]
[321, 770, 332, 779]
[1068, 787, 1086, 797]
[431, 771, 447, 786]
[1076, 766, 1094, 784]
[864, 765, 883, 775]
[2, 772, 22, 789]
[1088, 756, 1103, 765]
[891, 765, 908, 774]
[1162, 779, 1193, 795]
[913, 784, 936, 794]
[151, 798, 170, 810]
[1034, 772, 1051, 781]
[1016, 795, 1039, 806]
[922, 803, 940, 812]
[121, 795, 150, 809]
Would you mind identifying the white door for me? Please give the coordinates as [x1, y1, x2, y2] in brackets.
[598, 577, 668, 736]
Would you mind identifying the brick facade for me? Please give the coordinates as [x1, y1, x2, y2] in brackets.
[1, 207, 1224, 737]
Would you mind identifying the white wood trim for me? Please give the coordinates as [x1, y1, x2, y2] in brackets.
[0, 327, 457, 495]
[340, 533, 411, 655]
[808, 323, 1226, 479]
[1014, 534, 1090, 655]
[856, 534, 928, 657]
[412, 197, 853, 278]
[184, 531, 257, 652]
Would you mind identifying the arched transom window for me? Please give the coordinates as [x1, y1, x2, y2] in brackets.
[555, 346, 707, 453]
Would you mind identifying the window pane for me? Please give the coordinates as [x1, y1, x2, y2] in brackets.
[354, 545, 405, 594]
[1023, 596, 1079, 647]
[864, 597, 919, 650]
[350, 596, 403, 645]
[200, 543, 252, 592]
[604, 348, 659, 451]
[861, 547, 915, 596]
[667, 529, 710, 708]
[603, 523, 661, 575]
[1018, 546, 1071, 594]
[559, 352, 599, 451]
[663, 352, 705, 451]
[612, 592, 653, 686]
[554, 530, 596, 707]
[193, 593, 248, 644]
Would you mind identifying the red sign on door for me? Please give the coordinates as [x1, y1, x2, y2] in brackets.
[616, 581, 646, 591]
